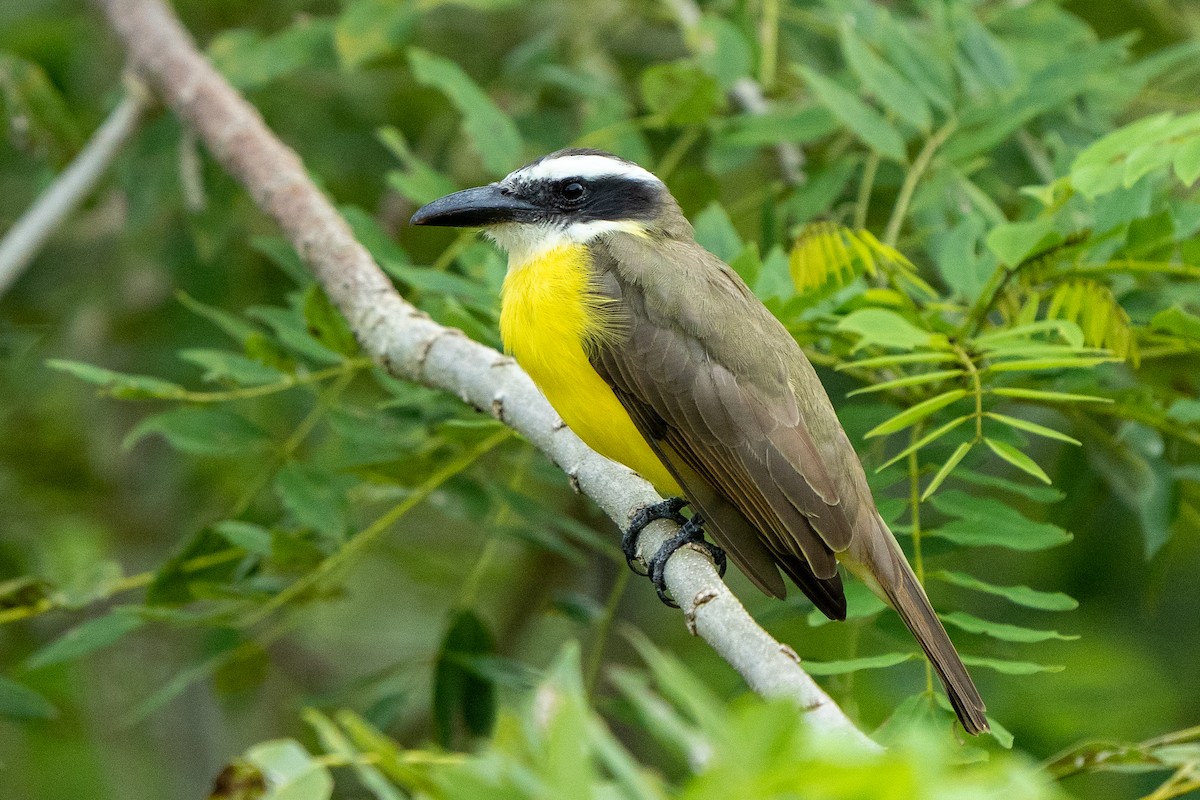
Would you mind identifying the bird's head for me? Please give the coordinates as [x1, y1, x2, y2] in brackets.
[410, 148, 686, 261]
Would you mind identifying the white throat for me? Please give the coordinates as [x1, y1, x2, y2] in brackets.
[486, 219, 645, 268]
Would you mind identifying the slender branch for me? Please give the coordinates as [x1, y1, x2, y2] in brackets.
[93, 0, 877, 748]
[0, 79, 154, 298]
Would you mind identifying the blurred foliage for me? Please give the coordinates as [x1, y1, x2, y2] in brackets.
[2, 0, 1200, 798]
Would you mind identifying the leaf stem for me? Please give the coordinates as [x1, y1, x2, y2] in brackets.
[953, 344, 984, 441]
[853, 152, 880, 231]
[883, 119, 957, 248]
[169, 358, 372, 403]
[906, 424, 934, 698]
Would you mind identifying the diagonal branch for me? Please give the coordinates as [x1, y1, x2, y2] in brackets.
[0, 79, 154, 298]
[92, 0, 876, 748]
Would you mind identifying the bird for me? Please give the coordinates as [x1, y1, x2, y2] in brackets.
[411, 148, 988, 734]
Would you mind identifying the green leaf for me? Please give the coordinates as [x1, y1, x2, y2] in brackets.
[304, 709, 404, 800]
[1167, 398, 1200, 423]
[985, 217, 1059, 266]
[250, 236, 311, 284]
[0, 677, 58, 720]
[433, 609, 497, 747]
[208, 19, 336, 90]
[124, 407, 269, 456]
[0, 53, 81, 163]
[147, 528, 244, 606]
[802, 652, 919, 675]
[334, 0, 417, 71]
[975, 319, 1086, 349]
[302, 285, 359, 357]
[408, 48, 523, 176]
[865, 390, 969, 438]
[274, 463, 352, 542]
[949, 467, 1064, 502]
[26, 609, 145, 670]
[985, 437, 1052, 484]
[179, 349, 283, 386]
[1173, 135, 1200, 185]
[799, 67, 907, 161]
[378, 126, 459, 206]
[929, 490, 1071, 550]
[932, 570, 1078, 611]
[991, 387, 1112, 404]
[213, 521, 274, 557]
[985, 356, 1117, 373]
[1150, 305, 1200, 340]
[940, 611, 1078, 643]
[921, 442, 973, 501]
[985, 411, 1080, 445]
[47, 360, 186, 400]
[715, 106, 838, 148]
[247, 306, 345, 365]
[175, 290, 260, 343]
[848, 369, 963, 397]
[244, 739, 333, 800]
[840, 25, 931, 130]
[877, 415, 971, 471]
[695, 16, 753, 90]
[838, 351, 959, 370]
[639, 60, 723, 126]
[380, 259, 497, 312]
[959, 655, 1066, 675]
[837, 309, 937, 352]
[692, 202, 742, 262]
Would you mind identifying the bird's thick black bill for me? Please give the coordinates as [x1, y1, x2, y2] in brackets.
[410, 185, 540, 227]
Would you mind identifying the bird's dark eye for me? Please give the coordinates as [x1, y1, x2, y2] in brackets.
[558, 180, 587, 203]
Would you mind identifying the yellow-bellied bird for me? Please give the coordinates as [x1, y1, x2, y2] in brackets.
[412, 149, 988, 734]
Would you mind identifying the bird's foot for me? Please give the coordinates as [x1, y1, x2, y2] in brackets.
[623, 497, 687, 574]
[647, 513, 727, 608]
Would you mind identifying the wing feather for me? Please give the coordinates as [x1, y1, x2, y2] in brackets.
[587, 241, 853, 610]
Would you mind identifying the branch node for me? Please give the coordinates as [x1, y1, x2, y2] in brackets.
[566, 469, 582, 495]
[685, 587, 720, 635]
[779, 643, 801, 664]
[490, 392, 506, 421]
[415, 328, 465, 374]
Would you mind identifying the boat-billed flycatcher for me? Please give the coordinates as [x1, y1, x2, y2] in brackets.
[412, 148, 988, 734]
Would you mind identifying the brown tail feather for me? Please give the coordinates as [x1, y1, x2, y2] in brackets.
[879, 545, 989, 734]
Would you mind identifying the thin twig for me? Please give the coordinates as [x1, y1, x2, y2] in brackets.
[93, 0, 878, 749]
[0, 79, 154, 298]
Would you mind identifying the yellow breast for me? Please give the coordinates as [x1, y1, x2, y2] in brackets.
[499, 243, 680, 494]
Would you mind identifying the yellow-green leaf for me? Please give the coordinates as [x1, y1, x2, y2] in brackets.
[985, 412, 1081, 445]
[921, 442, 973, 501]
[985, 437, 1051, 484]
[866, 390, 969, 438]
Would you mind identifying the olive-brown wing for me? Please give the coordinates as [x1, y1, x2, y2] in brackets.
[590, 297, 852, 617]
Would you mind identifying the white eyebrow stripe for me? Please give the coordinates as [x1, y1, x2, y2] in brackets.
[514, 154, 662, 185]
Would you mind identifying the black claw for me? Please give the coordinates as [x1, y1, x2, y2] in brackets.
[623, 498, 687, 575]
[647, 513, 727, 607]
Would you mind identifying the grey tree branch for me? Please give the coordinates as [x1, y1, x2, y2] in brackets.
[92, 0, 876, 749]
[0, 80, 153, 298]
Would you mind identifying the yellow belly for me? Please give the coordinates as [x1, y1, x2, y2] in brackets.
[499, 243, 680, 494]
